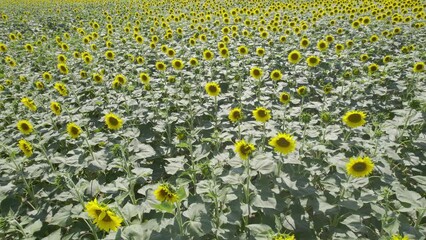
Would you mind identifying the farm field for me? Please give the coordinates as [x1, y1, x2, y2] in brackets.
[0, 0, 425, 239]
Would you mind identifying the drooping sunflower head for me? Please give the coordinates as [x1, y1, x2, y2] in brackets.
[67, 122, 82, 139]
[18, 139, 33, 157]
[270, 69, 282, 81]
[172, 59, 184, 70]
[279, 92, 291, 105]
[413, 62, 425, 73]
[269, 133, 297, 155]
[54, 82, 68, 96]
[21, 97, 37, 112]
[57, 63, 69, 75]
[139, 73, 150, 84]
[252, 107, 271, 122]
[228, 108, 243, 122]
[306, 56, 320, 67]
[205, 82, 221, 97]
[17, 120, 33, 135]
[288, 50, 302, 64]
[50, 101, 61, 115]
[154, 184, 178, 203]
[235, 139, 256, 160]
[346, 156, 374, 178]
[342, 110, 367, 128]
[105, 113, 123, 130]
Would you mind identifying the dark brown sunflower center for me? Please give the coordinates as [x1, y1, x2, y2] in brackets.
[221, 49, 227, 54]
[291, 53, 299, 60]
[208, 85, 217, 93]
[348, 113, 361, 123]
[101, 213, 113, 222]
[276, 138, 290, 147]
[253, 69, 260, 76]
[309, 58, 317, 64]
[337, 45, 343, 50]
[232, 111, 241, 119]
[23, 143, 31, 151]
[95, 209, 102, 216]
[60, 66, 67, 71]
[273, 72, 280, 78]
[302, 40, 308, 45]
[240, 144, 252, 155]
[117, 77, 124, 83]
[352, 162, 367, 172]
[158, 64, 164, 69]
[108, 117, 119, 126]
[299, 88, 306, 94]
[71, 127, 79, 135]
[21, 123, 29, 130]
[257, 110, 266, 117]
[281, 94, 289, 101]
[320, 43, 326, 48]
[206, 53, 212, 58]
[107, 53, 113, 57]
[142, 76, 148, 81]
[85, 57, 90, 62]
[416, 64, 423, 70]
[59, 57, 65, 61]
[370, 66, 377, 71]
[95, 76, 101, 81]
[174, 61, 181, 67]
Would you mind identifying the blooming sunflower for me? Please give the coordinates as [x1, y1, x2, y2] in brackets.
[300, 38, 310, 48]
[105, 50, 115, 60]
[306, 56, 320, 67]
[297, 86, 308, 96]
[269, 133, 296, 155]
[317, 40, 328, 51]
[155, 61, 167, 71]
[67, 123, 82, 139]
[54, 82, 68, 96]
[203, 49, 214, 61]
[57, 63, 69, 75]
[42, 72, 52, 81]
[114, 74, 127, 85]
[234, 139, 255, 160]
[105, 112, 123, 130]
[256, 47, 265, 57]
[279, 92, 291, 104]
[17, 120, 33, 135]
[382, 55, 392, 64]
[85, 199, 107, 220]
[18, 139, 33, 157]
[139, 73, 150, 84]
[50, 101, 61, 115]
[154, 184, 178, 203]
[228, 108, 243, 122]
[238, 45, 249, 55]
[189, 57, 199, 66]
[57, 54, 67, 63]
[94, 210, 123, 232]
[360, 54, 369, 62]
[35, 81, 44, 90]
[205, 82, 221, 97]
[368, 63, 379, 74]
[270, 69, 282, 81]
[252, 107, 271, 122]
[219, 47, 229, 58]
[342, 110, 367, 128]
[346, 156, 374, 178]
[92, 73, 103, 83]
[288, 50, 302, 64]
[413, 62, 425, 72]
[172, 59, 184, 70]
[21, 97, 37, 112]
[250, 67, 263, 80]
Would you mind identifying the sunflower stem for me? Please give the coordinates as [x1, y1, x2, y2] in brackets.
[243, 157, 251, 236]
[175, 201, 184, 236]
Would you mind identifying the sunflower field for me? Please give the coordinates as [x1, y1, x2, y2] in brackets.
[0, 0, 425, 239]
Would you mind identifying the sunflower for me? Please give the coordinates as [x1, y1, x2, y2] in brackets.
[67, 123, 82, 139]
[24, 43, 34, 53]
[50, 102, 61, 115]
[105, 112, 123, 130]
[92, 73, 103, 83]
[368, 63, 379, 74]
[94, 210, 123, 232]
[83, 54, 93, 64]
[272, 233, 295, 240]
[382, 55, 392, 64]
[228, 108, 243, 122]
[57, 54, 67, 63]
[269, 133, 296, 155]
[105, 50, 115, 60]
[297, 86, 308, 96]
[391, 235, 409, 240]
[346, 156, 374, 178]
[351, 20, 361, 29]
[317, 40, 328, 51]
[21, 97, 37, 112]
[114, 74, 127, 85]
[306, 56, 320, 67]
[270, 70, 282, 81]
[342, 110, 367, 128]
[300, 38, 310, 48]
[172, 59, 184, 70]
[323, 83, 333, 95]
[154, 184, 178, 203]
[234, 139, 255, 160]
[35, 81, 44, 90]
[238, 45, 249, 55]
[219, 47, 229, 58]
[189, 57, 199, 66]
[155, 61, 167, 71]
[17, 120, 33, 135]
[370, 34, 379, 42]
[0, 43, 7, 52]
[413, 62, 425, 73]
[335, 44, 345, 53]
[360, 54, 369, 62]
[57, 63, 69, 75]
[256, 47, 265, 57]
[54, 82, 68, 96]
[288, 50, 302, 64]
[18, 139, 33, 157]
[205, 82, 221, 97]
[167, 48, 176, 57]
[80, 70, 88, 79]
[139, 73, 150, 85]
[252, 107, 271, 122]
[279, 92, 291, 105]
[203, 49, 214, 61]
[249, 67, 263, 80]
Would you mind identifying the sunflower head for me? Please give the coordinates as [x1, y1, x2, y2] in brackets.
[205, 82, 221, 97]
[238, 45, 248, 55]
[317, 40, 328, 51]
[114, 74, 127, 85]
[54, 82, 68, 96]
[288, 50, 302, 64]
[67, 123, 82, 139]
[155, 61, 167, 71]
[269, 133, 296, 155]
[18, 139, 33, 157]
[203, 50, 214, 61]
[235, 139, 256, 160]
[413, 62, 425, 73]
[228, 108, 243, 122]
[270, 70, 282, 81]
[306, 56, 320, 67]
[368, 63, 379, 74]
[95, 210, 123, 232]
[189, 58, 199, 66]
[252, 107, 271, 122]
[342, 110, 367, 128]
[346, 156, 374, 178]
[250, 67, 263, 79]
[154, 184, 178, 203]
[17, 120, 34, 135]
[139, 73, 150, 84]
[172, 59, 184, 70]
[105, 113, 124, 130]
[279, 92, 291, 105]
[256, 47, 265, 56]
[57, 63, 69, 75]
[50, 102, 61, 115]
[105, 50, 115, 60]
[297, 86, 308, 96]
